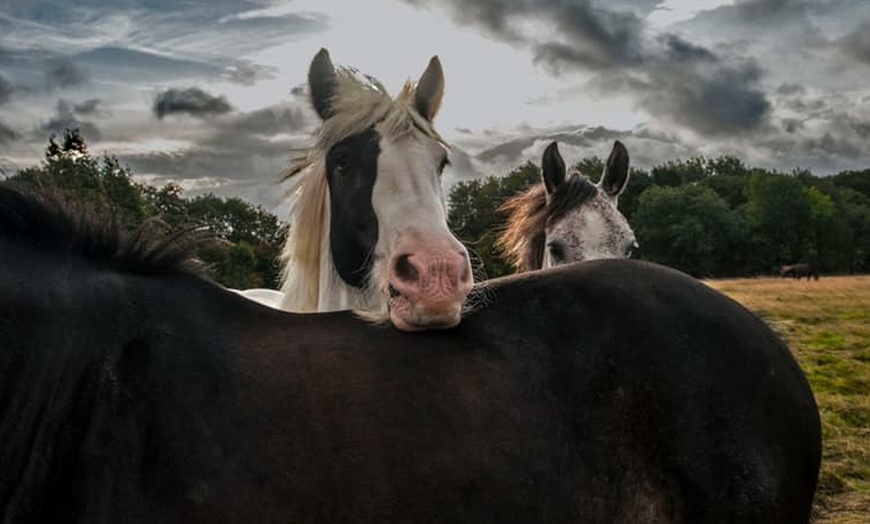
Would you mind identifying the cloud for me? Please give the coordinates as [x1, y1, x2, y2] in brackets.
[455, 80, 870, 180]
[221, 61, 277, 86]
[39, 99, 101, 140]
[632, 58, 770, 136]
[0, 120, 19, 144]
[839, 20, 870, 66]
[73, 98, 105, 115]
[401, 0, 772, 136]
[475, 125, 630, 166]
[0, 74, 11, 105]
[44, 56, 88, 90]
[124, 101, 313, 185]
[153, 87, 233, 119]
[221, 104, 309, 136]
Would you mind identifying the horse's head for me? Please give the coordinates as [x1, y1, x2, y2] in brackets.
[539, 141, 636, 268]
[498, 141, 636, 272]
[283, 49, 472, 331]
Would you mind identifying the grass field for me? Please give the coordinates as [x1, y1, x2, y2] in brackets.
[706, 275, 870, 524]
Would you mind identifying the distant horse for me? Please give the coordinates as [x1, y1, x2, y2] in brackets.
[497, 141, 636, 272]
[779, 263, 819, 280]
[272, 48, 471, 331]
[0, 185, 821, 523]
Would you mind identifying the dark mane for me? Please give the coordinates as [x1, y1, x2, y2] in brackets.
[497, 175, 598, 272]
[0, 184, 208, 277]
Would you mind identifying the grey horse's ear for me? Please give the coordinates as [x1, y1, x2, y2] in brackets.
[308, 48, 338, 121]
[600, 140, 630, 198]
[541, 141, 566, 197]
[414, 56, 444, 121]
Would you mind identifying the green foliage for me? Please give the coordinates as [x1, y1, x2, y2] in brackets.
[634, 185, 744, 277]
[448, 162, 540, 278]
[830, 169, 870, 199]
[8, 130, 285, 289]
[744, 172, 814, 269]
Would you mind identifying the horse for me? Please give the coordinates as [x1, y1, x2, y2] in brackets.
[272, 48, 472, 331]
[497, 141, 636, 272]
[779, 263, 820, 281]
[0, 185, 821, 523]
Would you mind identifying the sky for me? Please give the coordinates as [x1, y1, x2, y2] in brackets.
[1, 0, 869, 212]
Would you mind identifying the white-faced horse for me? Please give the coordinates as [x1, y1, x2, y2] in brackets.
[498, 141, 636, 271]
[272, 49, 471, 331]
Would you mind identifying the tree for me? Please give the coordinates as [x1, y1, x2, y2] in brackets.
[831, 169, 870, 200]
[13, 129, 149, 227]
[448, 162, 540, 278]
[744, 172, 815, 272]
[9, 130, 287, 289]
[650, 157, 707, 187]
[633, 185, 744, 277]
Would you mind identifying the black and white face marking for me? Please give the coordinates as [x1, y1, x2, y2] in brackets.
[325, 127, 381, 288]
[282, 48, 473, 330]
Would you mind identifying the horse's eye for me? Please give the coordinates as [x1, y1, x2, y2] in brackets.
[438, 156, 450, 175]
[333, 153, 350, 172]
[547, 241, 566, 263]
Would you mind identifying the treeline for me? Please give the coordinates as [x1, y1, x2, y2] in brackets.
[448, 154, 870, 279]
[5, 130, 285, 289]
[8, 130, 869, 286]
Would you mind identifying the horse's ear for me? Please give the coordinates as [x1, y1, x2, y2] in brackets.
[600, 140, 630, 198]
[308, 48, 338, 121]
[414, 56, 444, 121]
[542, 141, 566, 197]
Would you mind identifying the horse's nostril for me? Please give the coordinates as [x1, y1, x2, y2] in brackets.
[394, 254, 419, 283]
[388, 284, 401, 298]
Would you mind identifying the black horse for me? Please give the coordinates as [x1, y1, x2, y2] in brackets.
[779, 263, 820, 280]
[0, 187, 821, 523]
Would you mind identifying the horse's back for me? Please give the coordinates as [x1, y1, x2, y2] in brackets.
[231, 260, 820, 523]
[0, 245, 820, 523]
[461, 261, 821, 522]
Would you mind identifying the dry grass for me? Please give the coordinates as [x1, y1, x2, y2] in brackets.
[706, 275, 870, 524]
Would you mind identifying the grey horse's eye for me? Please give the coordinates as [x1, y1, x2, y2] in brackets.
[547, 241, 566, 263]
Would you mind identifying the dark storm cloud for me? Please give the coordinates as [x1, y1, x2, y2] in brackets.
[153, 88, 233, 119]
[0, 74, 12, 105]
[73, 98, 105, 115]
[44, 57, 88, 90]
[685, 0, 868, 34]
[839, 20, 870, 65]
[638, 60, 770, 136]
[477, 125, 629, 165]
[401, 0, 772, 136]
[40, 99, 101, 140]
[731, 0, 810, 20]
[777, 83, 805, 96]
[0, 120, 19, 144]
[127, 102, 314, 182]
[224, 105, 309, 136]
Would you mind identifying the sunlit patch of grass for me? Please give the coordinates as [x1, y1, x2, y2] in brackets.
[707, 275, 870, 524]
